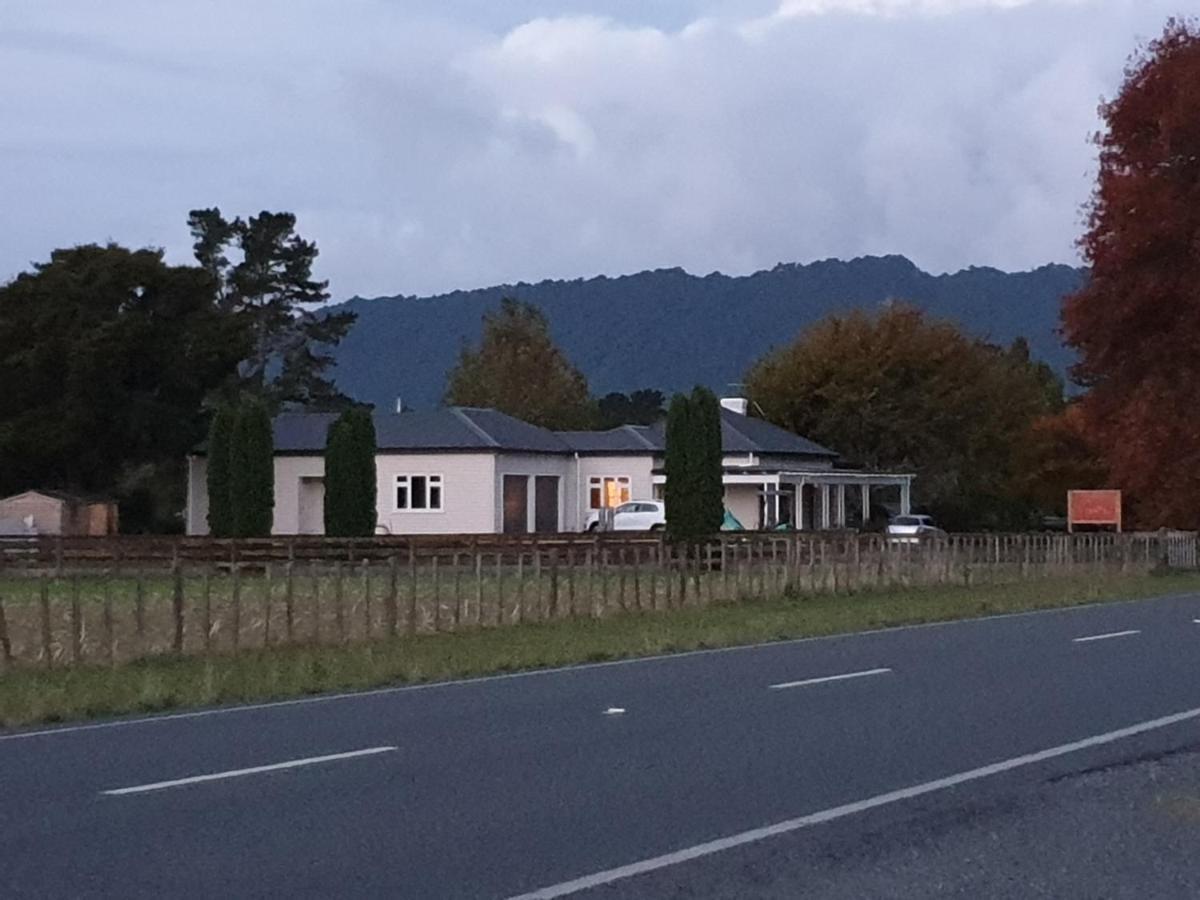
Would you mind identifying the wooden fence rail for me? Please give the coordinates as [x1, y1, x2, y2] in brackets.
[0, 531, 1194, 671]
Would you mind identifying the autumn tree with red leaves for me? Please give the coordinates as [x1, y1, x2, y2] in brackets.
[1062, 18, 1200, 529]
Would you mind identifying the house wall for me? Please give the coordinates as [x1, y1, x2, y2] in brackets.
[571, 455, 656, 532]
[492, 453, 574, 533]
[376, 452, 496, 535]
[273, 456, 326, 535]
[0, 493, 66, 535]
[724, 484, 762, 530]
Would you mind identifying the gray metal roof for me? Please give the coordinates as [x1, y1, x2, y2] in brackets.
[638, 410, 836, 458]
[556, 425, 658, 454]
[272, 408, 569, 454]
[267, 406, 835, 458]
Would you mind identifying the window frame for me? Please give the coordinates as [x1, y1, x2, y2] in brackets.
[588, 475, 632, 510]
[394, 473, 444, 513]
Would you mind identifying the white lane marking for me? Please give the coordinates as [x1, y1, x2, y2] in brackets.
[768, 668, 892, 690]
[604, 707, 626, 715]
[4, 591, 1195, 744]
[102, 746, 396, 796]
[1072, 630, 1141, 643]
[507, 705, 1200, 899]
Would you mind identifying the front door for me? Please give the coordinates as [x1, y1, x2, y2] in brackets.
[534, 476, 559, 533]
[298, 477, 325, 535]
[503, 475, 528, 534]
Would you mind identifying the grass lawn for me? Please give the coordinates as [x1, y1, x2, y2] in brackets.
[2, 571, 1199, 729]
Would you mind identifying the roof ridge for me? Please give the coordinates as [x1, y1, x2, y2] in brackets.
[449, 407, 500, 448]
[621, 424, 658, 450]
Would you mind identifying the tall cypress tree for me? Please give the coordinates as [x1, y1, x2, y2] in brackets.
[206, 404, 236, 538]
[324, 407, 377, 536]
[664, 393, 695, 541]
[231, 398, 275, 537]
[691, 386, 725, 534]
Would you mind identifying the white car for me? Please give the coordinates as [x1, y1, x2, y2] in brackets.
[886, 514, 945, 543]
[585, 500, 666, 532]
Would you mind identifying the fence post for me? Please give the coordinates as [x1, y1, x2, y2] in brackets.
[172, 561, 185, 654]
[453, 552, 463, 630]
[70, 575, 82, 663]
[134, 571, 146, 653]
[432, 554, 441, 632]
[230, 561, 241, 652]
[386, 554, 400, 638]
[334, 560, 346, 644]
[40, 577, 53, 668]
[285, 561, 295, 643]
[102, 572, 115, 666]
[0, 594, 11, 670]
[494, 550, 504, 626]
[550, 548, 560, 619]
[202, 568, 212, 654]
[263, 563, 273, 648]
[473, 547, 484, 627]
[409, 546, 419, 635]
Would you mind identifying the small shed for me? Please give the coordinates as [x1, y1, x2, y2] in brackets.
[0, 490, 119, 536]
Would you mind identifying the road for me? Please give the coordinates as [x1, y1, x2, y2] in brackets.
[2, 591, 1200, 898]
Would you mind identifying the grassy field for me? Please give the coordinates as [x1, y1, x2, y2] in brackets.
[1, 571, 1198, 728]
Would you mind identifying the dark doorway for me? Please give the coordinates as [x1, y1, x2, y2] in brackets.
[534, 476, 560, 533]
[503, 475, 528, 534]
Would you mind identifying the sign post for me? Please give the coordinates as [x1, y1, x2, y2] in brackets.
[1067, 490, 1122, 533]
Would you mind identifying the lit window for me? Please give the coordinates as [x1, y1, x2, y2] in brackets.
[396, 474, 443, 511]
[588, 476, 631, 509]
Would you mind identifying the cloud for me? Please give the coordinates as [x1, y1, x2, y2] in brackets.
[0, 0, 1183, 298]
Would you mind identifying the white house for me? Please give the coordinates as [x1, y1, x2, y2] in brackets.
[184, 400, 913, 536]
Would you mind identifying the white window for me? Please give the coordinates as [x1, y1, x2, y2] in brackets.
[395, 474, 443, 511]
[588, 476, 631, 509]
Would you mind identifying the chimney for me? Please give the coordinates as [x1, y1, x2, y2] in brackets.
[720, 397, 749, 416]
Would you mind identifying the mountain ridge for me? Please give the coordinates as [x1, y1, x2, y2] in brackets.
[327, 255, 1087, 410]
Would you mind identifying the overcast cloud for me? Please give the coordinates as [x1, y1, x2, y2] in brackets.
[0, 0, 1183, 298]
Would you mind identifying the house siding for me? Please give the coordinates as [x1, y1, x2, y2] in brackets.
[0, 493, 65, 534]
[273, 456, 326, 535]
[492, 453, 574, 533]
[376, 452, 496, 535]
[571, 455, 656, 531]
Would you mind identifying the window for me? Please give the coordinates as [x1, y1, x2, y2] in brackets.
[589, 476, 631, 509]
[395, 474, 443, 511]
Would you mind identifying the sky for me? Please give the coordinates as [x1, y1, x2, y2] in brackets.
[0, 0, 1185, 299]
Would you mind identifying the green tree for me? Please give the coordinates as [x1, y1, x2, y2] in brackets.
[1062, 19, 1200, 528]
[596, 389, 666, 428]
[663, 393, 696, 540]
[745, 305, 1064, 531]
[324, 407, 377, 537]
[188, 208, 355, 409]
[444, 298, 593, 429]
[690, 386, 725, 534]
[0, 244, 249, 530]
[205, 405, 237, 538]
[230, 399, 275, 537]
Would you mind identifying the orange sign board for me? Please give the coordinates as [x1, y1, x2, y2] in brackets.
[1068, 490, 1122, 532]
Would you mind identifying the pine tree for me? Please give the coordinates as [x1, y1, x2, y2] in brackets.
[691, 386, 725, 534]
[324, 407, 377, 536]
[230, 398, 275, 537]
[205, 404, 236, 537]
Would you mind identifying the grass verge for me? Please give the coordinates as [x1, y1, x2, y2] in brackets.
[3, 571, 1199, 729]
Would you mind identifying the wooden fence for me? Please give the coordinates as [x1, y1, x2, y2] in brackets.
[0, 531, 1194, 671]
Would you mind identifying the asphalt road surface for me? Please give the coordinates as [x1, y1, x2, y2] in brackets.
[3, 590, 1200, 898]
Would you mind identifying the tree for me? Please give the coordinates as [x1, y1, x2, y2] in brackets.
[745, 305, 1064, 530]
[444, 298, 593, 429]
[663, 393, 696, 540]
[0, 244, 249, 530]
[188, 208, 355, 409]
[230, 399, 275, 537]
[596, 389, 666, 428]
[1062, 19, 1200, 528]
[324, 407, 377, 537]
[206, 405, 237, 538]
[690, 386, 725, 534]
[663, 388, 724, 540]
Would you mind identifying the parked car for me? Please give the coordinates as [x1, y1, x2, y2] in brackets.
[585, 500, 666, 532]
[886, 514, 946, 543]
